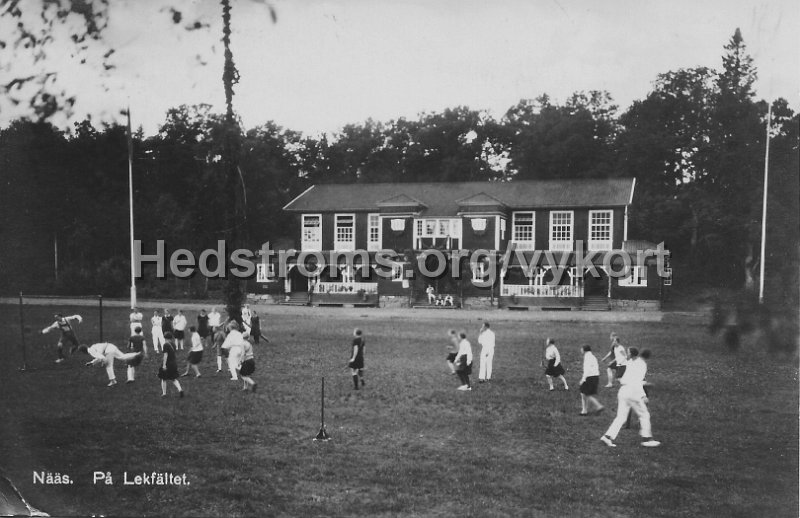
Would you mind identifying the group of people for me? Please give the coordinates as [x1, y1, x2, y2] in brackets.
[437, 326, 660, 448]
[42, 305, 263, 397]
[43, 308, 660, 447]
[442, 322, 496, 391]
[128, 305, 263, 356]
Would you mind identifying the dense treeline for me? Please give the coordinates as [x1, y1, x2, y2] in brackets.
[0, 29, 797, 307]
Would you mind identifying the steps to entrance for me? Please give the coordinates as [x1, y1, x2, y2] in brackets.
[582, 295, 609, 311]
[281, 293, 310, 306]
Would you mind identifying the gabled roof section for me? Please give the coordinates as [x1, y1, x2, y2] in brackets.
[455, 192, 507, 207]
[375, 193, 427, 208]
[282, 178, 635, 216]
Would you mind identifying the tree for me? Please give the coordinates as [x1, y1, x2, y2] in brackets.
[504, 91, 618, 180]
[0, 0, 112, 121]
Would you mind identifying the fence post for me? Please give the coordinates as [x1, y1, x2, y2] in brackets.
[19, 291, 28, 372]
[98, 295, 104, 342]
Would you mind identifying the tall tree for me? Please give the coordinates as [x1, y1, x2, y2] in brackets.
[504, 91, 618, 180]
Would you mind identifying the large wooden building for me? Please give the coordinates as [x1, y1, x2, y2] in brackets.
[251, 178, 670, 310]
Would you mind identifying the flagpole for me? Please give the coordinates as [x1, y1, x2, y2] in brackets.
[127, 106, 137, 309]
[758, 103, 771, 305]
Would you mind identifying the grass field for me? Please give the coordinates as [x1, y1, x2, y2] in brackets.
[0, 303, 797, 517]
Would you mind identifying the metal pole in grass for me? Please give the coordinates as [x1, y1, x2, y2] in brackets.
[98, 295, 103, 342]
[313, 377, 331, 441]
[18, 291, 29, 372]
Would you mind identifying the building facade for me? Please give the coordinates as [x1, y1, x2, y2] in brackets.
[251, 179, 670, 310]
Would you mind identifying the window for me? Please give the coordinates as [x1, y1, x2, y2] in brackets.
[334, 214, 355, 250]
[511, 212, 535, 250]
[368, 214, 381, 251]
[549, 211, 573, 251]
[619, 266, 647, 287]
[301, 214, 322, 251]
[413, 218, 463, 248]
[500, 218, 506, 240]
[588, 210, 613, 251]
[256, 263, 275, 283]
[391, 263, 405, 282]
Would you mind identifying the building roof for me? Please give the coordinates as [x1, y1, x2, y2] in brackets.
[283, 178, 636, 216]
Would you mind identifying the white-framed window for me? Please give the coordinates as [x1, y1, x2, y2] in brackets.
[334, 213, 355, 251]
[301, 214, 322, 251]
[619, 266, 648, 287]
[500, 218, 507, 240]
[256, 263, 276, 282]
[588, 210, 613, 251]
[367, 213, 381, 251]
[549, 210, 573, 251]
[391, 262, 406, 282]
[413, 218, 462, 248]
[511, 211, 535, 250]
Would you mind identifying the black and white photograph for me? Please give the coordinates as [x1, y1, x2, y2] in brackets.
[0, 1, 798, 516]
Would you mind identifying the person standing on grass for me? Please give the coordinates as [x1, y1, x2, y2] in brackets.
[129, 307, 143, 336]
[162, 308, 174, 338]
[212, 324, 227, 373]
[250, 310, 261, 345]
[477, 322, 496, 383]
[78, 342, 142, 387]
[197, 309, 210, 348]
[208, 307, 222, 333]
[126, 326, 148, 383]
[454, 330, 473, 391]
[600, 348, 660, 448]
[601, 333, 627, 388]
[41, 313, 82, 364]
[172, 309, 187, 351]
[444, 329, 459, 375]
[543, 338, 569, 391]
[239, 338, 257, 392]
[181, 326, 203, 378]
[221, 321, 246, 380]
[150, 310, 165, 354]
[347, 328, 366, 390]
[158, 332, 183, 398]
[579, 345, 604, 416]
[242, 304, 252, 329]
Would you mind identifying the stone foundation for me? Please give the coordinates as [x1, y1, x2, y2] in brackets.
[247, 293, 284, 305]
[609, 299, 661, 311]
[380, 295, 410, 308]
[462, 296, 496, 310]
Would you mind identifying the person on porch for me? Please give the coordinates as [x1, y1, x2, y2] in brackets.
[426, 285, 436, 304]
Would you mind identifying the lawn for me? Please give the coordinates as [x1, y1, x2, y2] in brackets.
[0, 303, 797, 517]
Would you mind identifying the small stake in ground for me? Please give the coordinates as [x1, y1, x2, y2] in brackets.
[313, 377, 331, 442]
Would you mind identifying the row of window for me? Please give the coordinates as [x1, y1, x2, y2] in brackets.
[301, 210, 615, 251]
[510, 210, 613, 251]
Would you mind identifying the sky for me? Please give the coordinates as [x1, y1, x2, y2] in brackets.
[2, 0, 799, 137]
